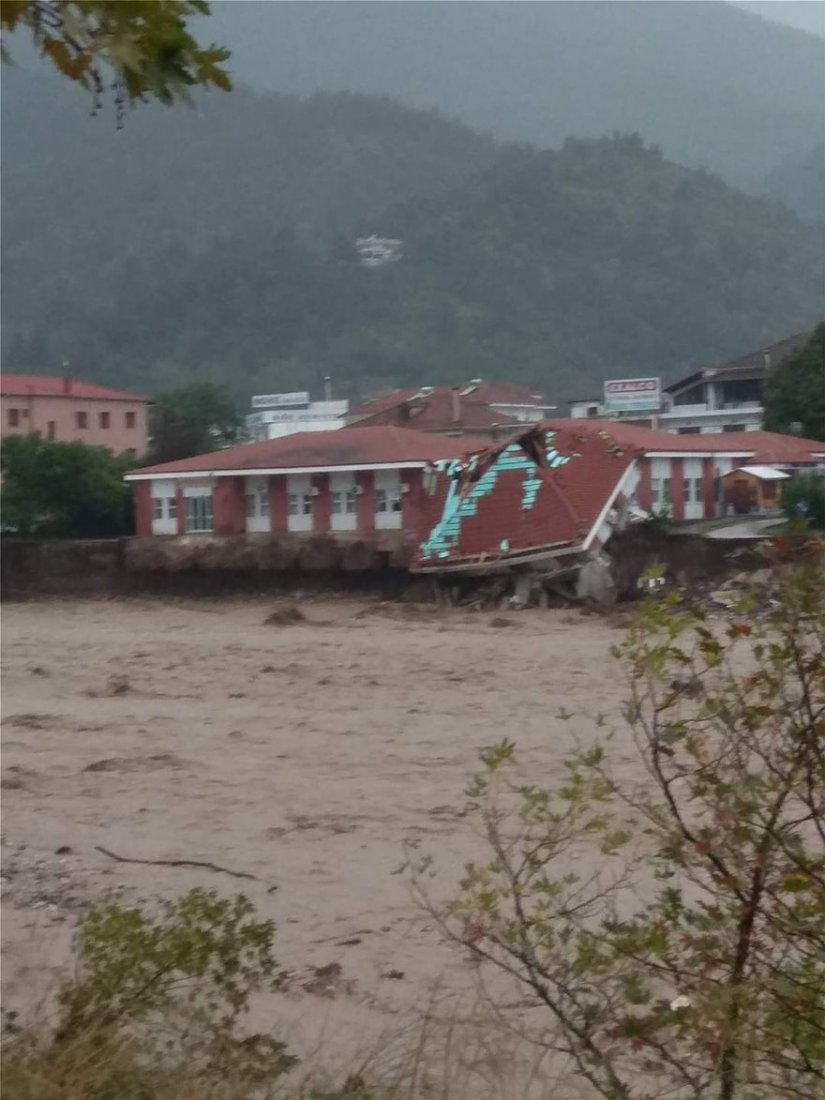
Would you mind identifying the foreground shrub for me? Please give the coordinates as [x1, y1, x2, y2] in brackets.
[3, 888, 295, 1098]
[445, 559, 825, 1099]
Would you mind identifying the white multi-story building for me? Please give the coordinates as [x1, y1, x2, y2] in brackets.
[246, 390, 348, 442]
[569, 333, 808, 436]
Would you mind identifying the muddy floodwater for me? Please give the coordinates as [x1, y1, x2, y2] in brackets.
[1, 596, 635, 1082]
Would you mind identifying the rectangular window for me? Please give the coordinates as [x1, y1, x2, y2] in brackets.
[154, 497, 177, 521]
[125, 411, 136, 429]
[76, 411, 88, 429]
[7, 408, 19, 427]
[376, 487, 402, 513]
[47, 421, 56, 440]
[185, 494, 213, 533]
[652, 478, 672, 509]
[99, 411, 110, 429]
[687, 477, 703, 503]
[331, 489, 357, 515]
[723, 424, 744, 433]
[288, 493, 312, 517]
[677, 426, 700, 435]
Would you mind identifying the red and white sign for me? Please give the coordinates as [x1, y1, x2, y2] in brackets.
[603, 377, 661, 412]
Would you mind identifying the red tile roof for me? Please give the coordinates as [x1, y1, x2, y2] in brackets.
[544, 420, 825, 463]
[414, 423, 641, 570]
[1, 373, 150, 403]
[347, 380, 552, 429]
[128, 425, 482, 477]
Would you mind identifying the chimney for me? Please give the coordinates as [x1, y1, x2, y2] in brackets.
[451, 386, 461, 423]
[62, 376, 72, 394]
[763, 352, 771, 371]
[324, 375, 332, 401]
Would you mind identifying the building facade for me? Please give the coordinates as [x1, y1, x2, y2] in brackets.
[1, 374, 150, 455]
[569, 333, 809, 435]
[126, 426, 475, 540]
[413, 420, 825, 574]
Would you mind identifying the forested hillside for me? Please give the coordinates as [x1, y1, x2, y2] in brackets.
[2, 63, 823, 404]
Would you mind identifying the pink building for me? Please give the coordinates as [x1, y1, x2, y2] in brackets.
[1, 373, 150, 457]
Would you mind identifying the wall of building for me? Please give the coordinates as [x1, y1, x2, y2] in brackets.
[136, 468, 423, 540]
[3, 394, 148, 455]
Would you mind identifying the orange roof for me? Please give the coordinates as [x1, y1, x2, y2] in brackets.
[414, 422, 641, 570]
[128, 425, 482, 477]
[348, 380, 552, 427]
[1, 373, 150, 403]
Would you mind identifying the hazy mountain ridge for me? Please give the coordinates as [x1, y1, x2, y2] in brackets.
[3, 62, 821, 405]
[202, 0, 825, 200]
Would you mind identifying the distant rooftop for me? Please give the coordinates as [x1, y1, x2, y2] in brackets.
[1, 373, 150, 403]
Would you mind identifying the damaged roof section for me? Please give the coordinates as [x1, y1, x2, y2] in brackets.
[413, 423, 643, 573]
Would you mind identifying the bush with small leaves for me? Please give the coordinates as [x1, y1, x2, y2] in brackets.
[4, 889, 295, 1098]
[443, 553, 825, 1100]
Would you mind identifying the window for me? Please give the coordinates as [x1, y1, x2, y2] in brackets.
[185, 494, 213, 533]
[76, 411, 88, 429]
[288, 492, 312, 517]
[246, 485, 269, 518]
[125, 411, 136, 429]
[677, 426, 700, 435]
[47, 421, 56, 440]
[7, 408, 19, 428]
[153, 497, 177, 521]
[687, 477, 703, 504]
[331, 488, 357, 515]
[722, 424, 744, 433]
[99, 411, 111, 429]
[375, 487, 402, 513]
[652, 477, 672, 510]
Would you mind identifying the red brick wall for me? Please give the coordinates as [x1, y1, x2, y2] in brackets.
[670, 458, 685, 521]
[213, 477, 245, 535]
[356, 471, 374, 531]
[269, 475, 288, 534]
[401, 468, 424, 531]
[133, 482, 152, 536]
[702, 457, 717, 519]
[175, 487, 185, 535]
[313, 473, 331, 533]
[637, 459, 653, 512]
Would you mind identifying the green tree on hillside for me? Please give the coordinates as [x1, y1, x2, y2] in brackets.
[763, 323, 825, 441]
[0, 0, 230, 110]
[0, 435, 133, 537]
[147, 382, 242, 464]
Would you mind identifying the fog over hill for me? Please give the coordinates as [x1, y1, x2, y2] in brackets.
[1, 1, 823, 405]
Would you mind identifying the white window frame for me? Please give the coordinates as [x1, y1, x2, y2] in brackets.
[374, 469, 402, 530]
[245, 476, 270, 533]
[287, 474, 313, 532]
[150, 480, 178, 535]
[330, 472, 357, 532]
[183, 488, 213, 534]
